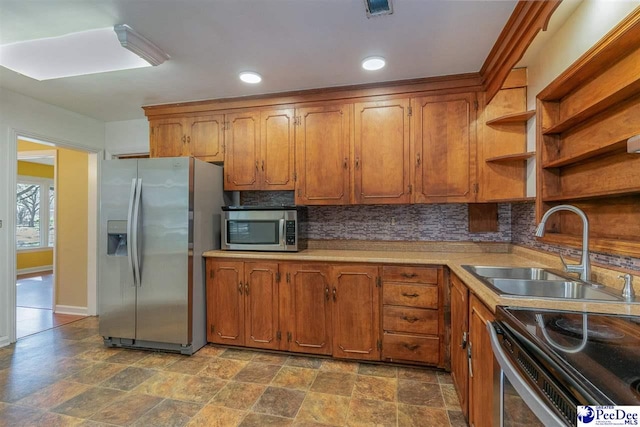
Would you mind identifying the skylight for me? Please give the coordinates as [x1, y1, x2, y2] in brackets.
[0, 26, 168, 81]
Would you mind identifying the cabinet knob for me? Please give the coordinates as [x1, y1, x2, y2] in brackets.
[332, 287, 337, 302]
[325, 287, 330, 301]
[401, 292, 419, 298]
[355, 157, 360, 169]
[245, 283, 250, 295]
[403, 343, 419, 351]
[261, 160, 264, 171]
[401, 272, 417, 279]
[238, 282, 243, 294]
[401, 316, 419, 323]
[343, 158, 348, 169]
[416, 153, 421, 167]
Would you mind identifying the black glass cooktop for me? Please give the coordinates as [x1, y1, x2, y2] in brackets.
[497, 306, 640, 405]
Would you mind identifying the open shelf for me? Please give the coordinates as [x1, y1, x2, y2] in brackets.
[542, 141, 627, 168]
[485, 110, 535, 126]
[486, 152, 535, 163]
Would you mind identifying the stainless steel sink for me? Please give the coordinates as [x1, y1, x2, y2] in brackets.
[462, 265, 623, 302]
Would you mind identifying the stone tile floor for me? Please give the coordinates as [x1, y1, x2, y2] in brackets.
[0, 317, 467, 426]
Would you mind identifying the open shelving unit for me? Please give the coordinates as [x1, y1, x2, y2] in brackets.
[478, 68, 535, 202]
[536, 10, 640, 257]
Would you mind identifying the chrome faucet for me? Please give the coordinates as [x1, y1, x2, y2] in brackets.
[535, 204, 591, 282]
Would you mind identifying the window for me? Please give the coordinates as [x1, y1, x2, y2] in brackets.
[16, 176, 55, 249]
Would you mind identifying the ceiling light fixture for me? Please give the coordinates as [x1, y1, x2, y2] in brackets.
[628, 135, 640, 154]
[239, 72, 262, 84]
[113, 25, 170, 66]
[362, 56, 386, 71]
[364, 0, 393, 18]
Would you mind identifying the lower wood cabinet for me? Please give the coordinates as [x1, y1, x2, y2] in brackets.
[450, 272, 496, 427]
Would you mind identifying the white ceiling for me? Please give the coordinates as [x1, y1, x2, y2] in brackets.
[0, 0, 518, 122]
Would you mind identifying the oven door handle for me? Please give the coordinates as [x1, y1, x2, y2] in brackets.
[487, 322, 567, 427]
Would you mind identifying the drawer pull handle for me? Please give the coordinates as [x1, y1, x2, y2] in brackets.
[401, 292, 419, 298]
[401, 273, 417, 278]
[402, 316, 419, 323]
[403, 343, 419, 351]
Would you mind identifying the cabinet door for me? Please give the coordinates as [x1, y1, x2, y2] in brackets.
[468, 294, 495, 427]
[450, 274, 469, 420]
[244, 262, 280, 350]
[331, 265, 380, 361]
[150, 118, 185, 157]
[282, 263, 332, 355]
[295, 104, 351, 205]
[188, 114, 224, 162]
[354, 99, 411, 204]
[206, 260, 245, 345]
[262, 108, 295, 190]
[224, 111, 260, 190]
[413, 93, 477, 203]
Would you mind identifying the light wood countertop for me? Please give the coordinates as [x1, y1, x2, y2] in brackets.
[203, 244, 640, 316]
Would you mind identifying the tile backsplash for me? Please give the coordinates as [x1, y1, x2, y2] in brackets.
[241, 192, 640, 271]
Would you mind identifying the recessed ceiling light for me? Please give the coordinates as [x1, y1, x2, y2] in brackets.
[362, 56, 386, 71]
[0, 26, 168, 81]
[239, 72, 262, 84]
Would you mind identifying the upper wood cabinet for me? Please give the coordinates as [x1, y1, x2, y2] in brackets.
[224, 108, 295, 191]
[330, 264, 380, 361]
[295, 104, 351, 205]
[412, 92, 478, 203]
[353, 99, 411, 204]
[150, 114, 224, 162]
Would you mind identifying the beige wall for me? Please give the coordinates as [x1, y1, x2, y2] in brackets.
[18, 139, 89, 309]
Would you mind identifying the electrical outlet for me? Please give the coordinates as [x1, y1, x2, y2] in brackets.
[390, 217, 396, 226]
[0, 219, 3, 228]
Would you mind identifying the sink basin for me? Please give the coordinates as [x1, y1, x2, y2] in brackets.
[485, 278, 621, 301]
[462, 265, 623, 302]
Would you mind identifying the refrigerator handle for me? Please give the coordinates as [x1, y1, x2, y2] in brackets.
[279, 218, 285, 248]
[127, 178, 137, 287]
[132, 178, 143, 287]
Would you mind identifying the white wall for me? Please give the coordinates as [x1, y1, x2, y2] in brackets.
[105, 119, 149, 157]
[0, 87, 105, 346]
[524, 0, 639, 196]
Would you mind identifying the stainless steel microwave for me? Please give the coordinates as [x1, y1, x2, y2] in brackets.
[221, 206, 306, 252]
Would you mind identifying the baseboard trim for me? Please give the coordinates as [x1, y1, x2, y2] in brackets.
[0, 336, 10, 348]
[17, 266, 53, 276]
[55, 305, 88, 316]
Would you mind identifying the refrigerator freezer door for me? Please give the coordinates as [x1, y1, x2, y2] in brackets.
[136, 157, 191, 344]
[99, 159, 138, 340]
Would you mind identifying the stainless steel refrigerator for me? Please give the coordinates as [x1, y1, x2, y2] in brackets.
[99, 157, 228, 355]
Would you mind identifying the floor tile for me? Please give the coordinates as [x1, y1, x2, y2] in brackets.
[353, 375, 397, 402]
[233, 362, 281, 384]
[0, 372, 58, 403]
[133, 352, 182, 369]
[310, 371, 356, 397]
[200, 358, 248, 380]
[319, 360, 358, 373]
[285, 356, 323, 369]
[99, 366, 156, 391]
[192, 345, 226, 358]
[346, 398, 397, 427]
[397, 379, 444, 407]
[16, 380, 90, 410]
[89, 393, 163, 425]
[240, 412, 293, 426]
[105, 350, 150, 365]
[253, 353, 289, 365]
[51, 387, 126, 418]
[397, 404, 450, 427]
[357, 363, 397, 378]
[0, 403, 45, 426]
[165, 357, 208, 375]
[253, 386, 306, 418]
[66, 362, 127, 385]
[271, 367, 317, 390]
[132, 399, 202, 427]
[441, 384, 461, 409]
[77, 347, 123, 362]
[186, 404, 245, 427]
[210, 381, 265, 410]
[135, 371, 226, 404]
[437, 371, 453, 385]
[28, 411, 86, 426]
[219, 348, 258, 361]
[396, 367, 439, 383]
[295, 392, 350, 426]
[448, 409, 468, 427]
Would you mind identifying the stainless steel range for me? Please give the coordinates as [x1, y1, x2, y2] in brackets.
[489, 306, 640, 426]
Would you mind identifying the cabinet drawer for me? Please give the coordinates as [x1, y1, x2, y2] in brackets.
[383, 306, 438, 335]
[383, 283, 438, 308]
[382, 266, 438, 284]
[382, 333, 440, 364]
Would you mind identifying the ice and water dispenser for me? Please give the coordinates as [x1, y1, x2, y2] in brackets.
[107, 220, 128, 256]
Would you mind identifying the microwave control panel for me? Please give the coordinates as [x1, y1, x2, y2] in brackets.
[285, 220, 296, 245]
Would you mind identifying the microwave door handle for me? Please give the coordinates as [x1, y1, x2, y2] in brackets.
[279, 219, 285, 247]
[126, 178, 137, 287]
[223, 220, 231, 246]
[487, 322, 566, 427]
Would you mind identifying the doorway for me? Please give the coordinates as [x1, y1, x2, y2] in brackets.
[15, 139, 88, 338]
